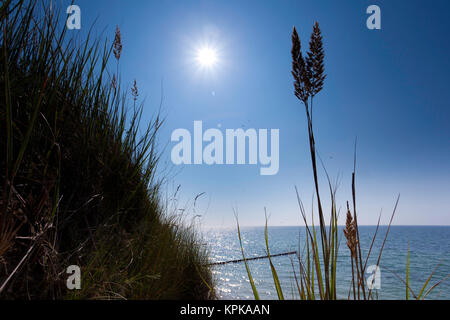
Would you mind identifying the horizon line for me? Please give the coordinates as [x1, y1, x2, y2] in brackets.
[203, 224, 450, 229]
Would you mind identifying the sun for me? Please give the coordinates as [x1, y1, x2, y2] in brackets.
[196, 46, 218, 68]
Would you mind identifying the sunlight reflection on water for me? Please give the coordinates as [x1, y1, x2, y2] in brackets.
[205, 226, 450, 300]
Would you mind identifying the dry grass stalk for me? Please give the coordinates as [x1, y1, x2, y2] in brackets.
[112, 74, 117, 91]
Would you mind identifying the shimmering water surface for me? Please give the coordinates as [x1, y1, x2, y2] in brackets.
[204, 226, 450, 300]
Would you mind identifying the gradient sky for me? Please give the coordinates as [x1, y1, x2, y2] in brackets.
[61, 0, 450, 227]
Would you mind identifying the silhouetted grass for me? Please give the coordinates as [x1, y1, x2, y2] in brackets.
[0, 0, 213, 299]
[237, 22, 446, 300]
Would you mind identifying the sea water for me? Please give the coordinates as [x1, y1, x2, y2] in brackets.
[204, 226, 450, 300]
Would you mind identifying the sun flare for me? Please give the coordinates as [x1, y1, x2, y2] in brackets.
[196, 46, 218, 68]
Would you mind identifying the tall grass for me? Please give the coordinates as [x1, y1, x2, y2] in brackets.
[0, 0, 213, 299]
[237, 22, 446, 300]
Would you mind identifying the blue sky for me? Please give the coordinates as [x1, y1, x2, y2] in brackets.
[62, 0, 450, 227]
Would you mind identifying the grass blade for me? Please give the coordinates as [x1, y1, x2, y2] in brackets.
[406, 243, 410, 300]
[264, 210, 284, 300]
[235, 214, 260, 300]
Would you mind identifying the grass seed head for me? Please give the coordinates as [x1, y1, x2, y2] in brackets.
[113, 25, 123, 61]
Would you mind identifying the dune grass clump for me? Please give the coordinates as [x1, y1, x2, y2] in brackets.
[0, 0, 213, 299]
[237, 22, 446, 301]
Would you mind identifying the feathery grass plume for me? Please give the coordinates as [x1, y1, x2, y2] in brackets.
[113, 25, 122, 61]
[131, 79, 139, 101]
[306, 22, 326, 97]
[291, 26, 310, 103]
[343, 202, 357, 258]
[343, 202, 360, 299]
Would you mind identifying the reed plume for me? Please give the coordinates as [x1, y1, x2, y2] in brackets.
[291, 27, 310, 103]
[113, 26, 122, 93]
[343, 202, 358, 258]
[344, 202, 357, 299]
[113, 25, 122, 61]
[131, 79, 139, 101]
[306, 22, 326, 97]
[291, 22, 326, 103]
